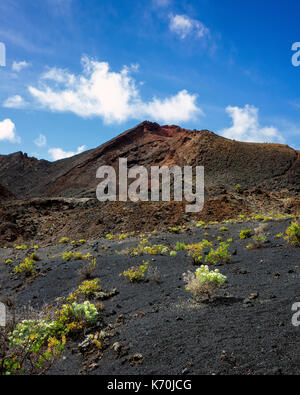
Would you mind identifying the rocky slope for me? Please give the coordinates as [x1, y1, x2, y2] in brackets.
[0, 121, 299, 199]
[0, 121, 299, 245]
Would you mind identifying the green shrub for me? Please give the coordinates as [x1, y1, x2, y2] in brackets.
[275, 232, 284, 239]
[15, 244, 27, 251]
[2, 320, 66, 375]
[205, 242, 231, 265]
[30, 253, 40, 261]
[285, 221, 300, 247]
[183, 265, 227, 300]
[175, 242, 186, 251]
[62, 252, 91, 261]
[78, 279, 102, 298]
[56, 301, 98, 332]
[120, 260, 149, 282]
[14, 258, 36, 277]
[240, 229, 252, 240]
[126, 239, 169, 256]
[59, 237, 69, 244]
[219, 226, 228, 231]
[187, 240, 213, 265]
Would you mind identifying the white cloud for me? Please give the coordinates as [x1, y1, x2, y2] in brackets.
[3, 95, 27, 109]
[28, 56, 202, 124]
[12, 60, 30, 72]
[48, 145, 87, 161]
[220, 105, 285, 143]
[0, 119, 21, 143]
[169, 14, 209, 39]
[34, 134, 47, 147]
[140, 90, 202, 123]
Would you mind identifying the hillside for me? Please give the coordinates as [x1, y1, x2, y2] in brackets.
[0, 121, 299, 245]
[0, 121, 299, 199]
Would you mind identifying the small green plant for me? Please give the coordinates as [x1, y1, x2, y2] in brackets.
[187, 240, 213, 265]
[219, 226, 228, 232]
[205, 242, 231, 265]
[196, 221, 206, 228]
[15, 244, 27, 251]
[125, 239, 169, 256]
[14, 258, 36, 277]
[170, 251, 177, 257]
[120, 260, 149, 282]
[30, 253, 40, 261]
[240, 229, 252, 240]
[175, 242, 186, 251]
[285, 221, 300, 247]
[56, 302, 99, 332]
[275, 232, 284, 239]
[62, 252, 91, 261]
[183, 265, 227, 301]
[78, 279, 102, 297]
[59, 237, 69, 244]
[9, 320, 64, 351]
[67, 279, 102, 303]
[2, 320, 66, 375]
[168, 226, 184, 234]
[105, 234, 114, 240]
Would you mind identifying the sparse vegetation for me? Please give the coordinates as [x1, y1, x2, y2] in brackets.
[275, 232, 284, 239]
[14, 258, 36, 277]
[59, 237, 69, 244]
[1, 319, 66, 375]
[205, 242, 231, 265]
[78, 257, 97, 280]
[15, 244, 27, 251]
[183, 265, 227, 301]
[187, 240, 213, 265]
[56, 301, 99, 333]
[124, 239, 169, 256]
[67, 279, 102, 303]
[219, 226, 228, 231]
[120, 260, 149, 282]
[285, 221, 300, 247]
[240, 229, 252, 240]
[246, 225, 268, 249]
[62, 252, 91, 261]
[175, 242, 186, 251]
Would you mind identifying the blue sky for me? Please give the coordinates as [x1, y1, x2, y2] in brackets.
[0, 0, 300, 160]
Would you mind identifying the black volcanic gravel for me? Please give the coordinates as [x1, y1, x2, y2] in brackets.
[1, 218, 300, 375]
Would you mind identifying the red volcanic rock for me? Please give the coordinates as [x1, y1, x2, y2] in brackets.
[0, 121, 299, 199]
